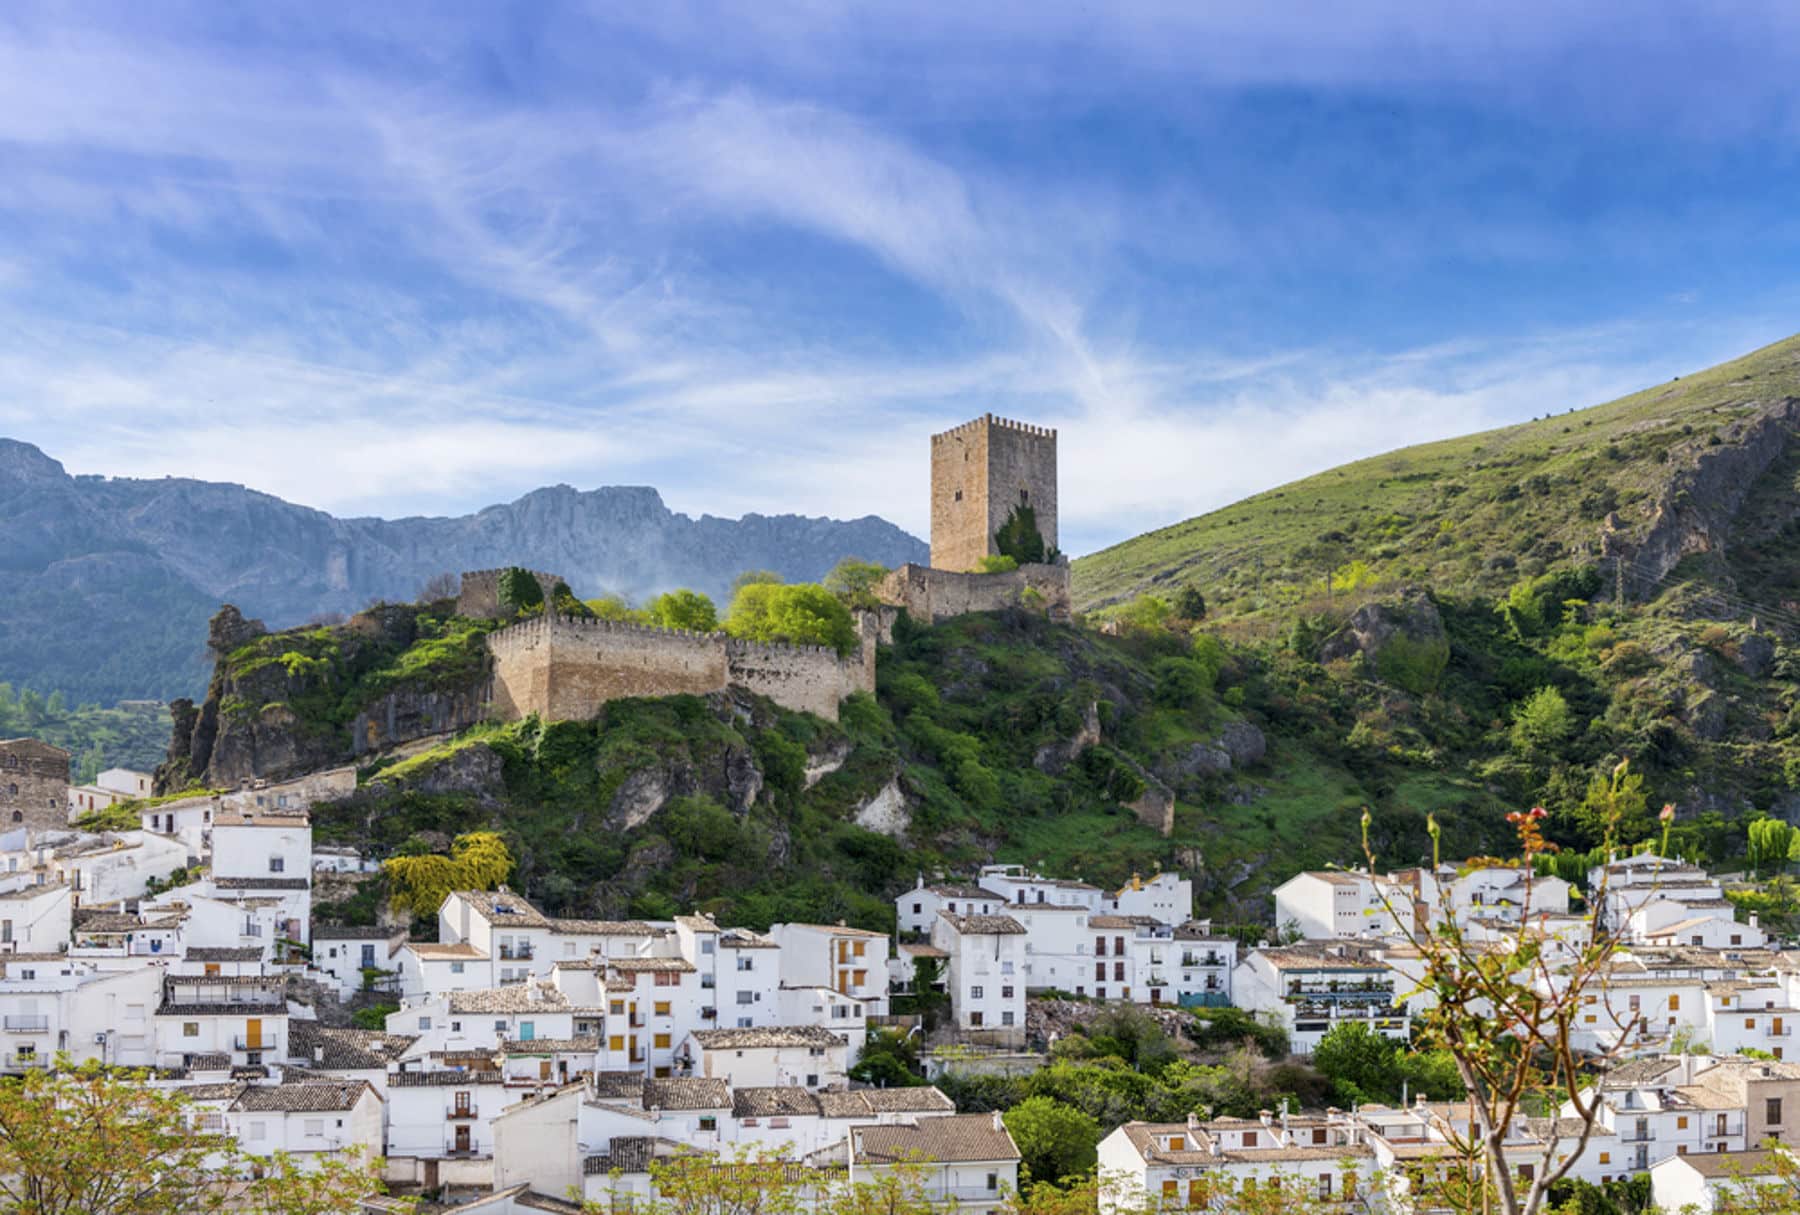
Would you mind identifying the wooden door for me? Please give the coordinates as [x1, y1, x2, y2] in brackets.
[244, 1018, 263, 1050]
[454, 1124, 471, 1154]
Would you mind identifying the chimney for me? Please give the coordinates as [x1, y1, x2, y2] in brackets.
[314, 1045, 324, 1064]
[992, 1111, 1004, 1132]
[1258, 1109, 1273, 1128]
[1208, 1137, 1221, 1158]
[1186, 1112, 1199, 1132]
[1750, 912, 1761, 930]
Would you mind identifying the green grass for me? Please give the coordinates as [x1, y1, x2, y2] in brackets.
[1073, 332, 1800, 620]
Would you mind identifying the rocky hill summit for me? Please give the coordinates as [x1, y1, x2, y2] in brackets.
[0, 444, 925, 704]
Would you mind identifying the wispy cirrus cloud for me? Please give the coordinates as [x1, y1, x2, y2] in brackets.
[4, 3, 1800, 556]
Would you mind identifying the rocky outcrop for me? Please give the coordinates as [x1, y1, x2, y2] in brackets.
[853, 779, 912, 838]
[1033, 702, 1102, 773]
[368, 741, 505, 802]
[1318, 591, 1449, 695]
[0, 438, 927, 704]
[1161, 720, 1268, 787]
[1621, 397, 1800, 592]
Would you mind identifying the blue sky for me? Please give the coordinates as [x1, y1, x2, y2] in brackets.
[5, 3, 1800, 555]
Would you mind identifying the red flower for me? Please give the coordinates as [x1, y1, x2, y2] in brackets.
[1529, 806, 1548, 820]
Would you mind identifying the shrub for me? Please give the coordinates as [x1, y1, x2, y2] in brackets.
[645, 589, 718, 632]
[823, 559, 890, 609]
[994, 504, 1055, 564]
[724, 583, 859, 655]
[498, 568, 544, 615]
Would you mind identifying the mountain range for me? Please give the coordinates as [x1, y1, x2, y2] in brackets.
[0, 440, 925, 705]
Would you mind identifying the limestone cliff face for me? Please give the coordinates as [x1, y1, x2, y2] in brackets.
[0, 440, 926, 703]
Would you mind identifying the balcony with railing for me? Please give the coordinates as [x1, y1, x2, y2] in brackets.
[1182, 953, 1228, 968]
[442, 1136, 486, 1158]
[446, 1102, 481, 1120]
[1285, 980, 1395, 1005]
[499, 944, 535, 961]
[3, 1015, 49, 1033]
[5, 1054, 44, 1069]
[1619, 1128, 1656, 1143]
[233, 1035, 280, 1052]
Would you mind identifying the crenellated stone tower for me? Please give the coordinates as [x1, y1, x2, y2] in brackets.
[929, 414, 1058, 573]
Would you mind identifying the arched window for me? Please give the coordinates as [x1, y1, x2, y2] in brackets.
[9, 812, 19, 823]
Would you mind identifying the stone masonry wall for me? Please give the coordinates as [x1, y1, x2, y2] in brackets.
[929, 415, 1057, 572]
[877, 561, 1072, 624]
[0, 738, 71, 832]
[486, 615, 874, 723]
[456, 568, 565, 619]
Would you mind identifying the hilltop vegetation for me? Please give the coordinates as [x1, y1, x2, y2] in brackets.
[1075, 333, 1800, 623]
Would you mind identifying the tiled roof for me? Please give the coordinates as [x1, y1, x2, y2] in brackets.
[186, 947, 263, 963]
[212, 809, 309, 828]
[733, 1086, 821, 1118]
[310, 924, 404, 941]
[924, 883, 996, 899]
[447, 985, 570, 1014]
[817, 1087, 955, 1117]
[642, 1077, 731, 1111]
[691, 1026, 846, 1050]
[943, 914, 1026, 935]
[454, 890, 551, 928]
[781, 923, 887, 938]
[852, 1113, 1020, 1164]
[405, 942, 488, 960]
[502, 1036, 598, 1055]
[388, 1069, 503, 1087]
[718, 928, 779, 950]
[182, 1052, 233, 1071]
[675, 915, 720, 933]
[233, 1080, 370, 1112]
[584, 1136, 682, 1174]
[589, 1071, 645, 1099]
[288, 1021, 417, 1070]
[1088, 915, 1158, 930]
[174, 1081, 247, 1102]
[213, 876, 310, 891]
[550, 918, 659, 936]
[156, 1002, 288, 1017]
[1678, 1148, 1782, 1178]
[609, 957, 695, 973]
[898, 944, 948, 958]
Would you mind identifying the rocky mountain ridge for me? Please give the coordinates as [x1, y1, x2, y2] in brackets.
[0, 440, 926, 704]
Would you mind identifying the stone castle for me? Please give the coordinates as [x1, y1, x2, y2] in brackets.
[483, 610, 878, 724]
[468, 412, 1069, 726]
[877, 413, 1072, 622]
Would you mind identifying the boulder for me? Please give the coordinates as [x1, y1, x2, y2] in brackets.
[853, 779, 912, 839]
[1216, 720, 1267, 768]
[1318, 591, 1449, 695]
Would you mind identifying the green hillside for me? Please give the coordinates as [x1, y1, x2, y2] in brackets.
[1074, 333, 1800, 624]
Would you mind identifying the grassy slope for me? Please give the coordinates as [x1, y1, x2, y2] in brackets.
[1074, 333, 1800, 619]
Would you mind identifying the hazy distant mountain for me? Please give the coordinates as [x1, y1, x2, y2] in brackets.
[0, 440, 926, 704]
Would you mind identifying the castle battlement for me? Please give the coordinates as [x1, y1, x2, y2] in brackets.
[931, 413, 1058, 443]
[483, 607, 873, 723]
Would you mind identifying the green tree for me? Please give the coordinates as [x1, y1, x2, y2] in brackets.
[725, 583, 858, 655]
[1174, 586, 1207, 622]
[1311, 1020, 1400, 1105]
[994, 504, 1054, 565]
[498, 567, 544, 615]
[729, 569, 785, 597]
[1749, 817, 1796, 878]
[976, 555, 1020, 574]
[0, 1061, 395, 1214]
[1567, 760, 1655, 848]
[1510, 686, 1574, 759]
[586, 593, 651, 623]
[823, 559, 890, 609]
[647, 589, 719, 632]
[383, 830, 515, 918]
[1114, 595, 1173, 635]
[1001, 1095, 1101, 1186]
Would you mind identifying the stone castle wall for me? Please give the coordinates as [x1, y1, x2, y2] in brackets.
[0, 739, 71, 832]
[456, 568, 565, 619]
[485, 614, 875, 723]
[929, 415, 1058, 572]
[877, 561, 1072, 624]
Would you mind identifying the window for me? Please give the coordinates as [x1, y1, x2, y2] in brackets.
[654, 972, 678, 987]
[418, 1016, 431, 1030]
[699, 1116, 717, 1132]
[247, 1121, 266, 1141]
[1095, 937, 1106, 956]
[987, 1172, 999, 1192]
[1313, 1128, 1327, 1145]
[1114, 961, 1125, 981]
[701, 939, 714, 955]
[736, 991, 754, 1005]
[970, 1011, 984, 1027]
[451, 1021, 462, 1032]
[1114, 936, 1125, 954]
[1002, 1011, 1015, 1026]
[654, 1033, 671, 1049]
[1161, 1182, 1177, 1201]
[1769, 1098, 1784, 1125]
[1168, 1135, 1185, 1152]
[610, 1001, 625, 1015]
[1317, 1175, 1331, 1200]
[495, 1019, 508, 1032]
[303, 1118, 324, 1137]
[654, 1002, 671, 1017]
[183, 1022, 199, 1037]
[737, 957, 754, 972]
[1094, 962, 1106, 981]
[1678, 1117, 1689, 1130]
[954, 490, 963, 502]
[268, 857, 284, 873]
[608, 1036, 624, 1051]
[805, 1074, 818, 1087]
[1001, 986, 1014, 999]
[450, 962, 465, 974]
[1598, 1152, 1610, 1165]
[1669, 994, 1681, 1010]
[1243, 1131, 1257, 1147]
[971, 986, 984, 1000]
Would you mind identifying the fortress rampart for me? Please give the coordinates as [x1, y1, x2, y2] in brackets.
[876, 561, 1072, 624]
[457, 568, 565, 619]
[485, 613, 876, 723]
